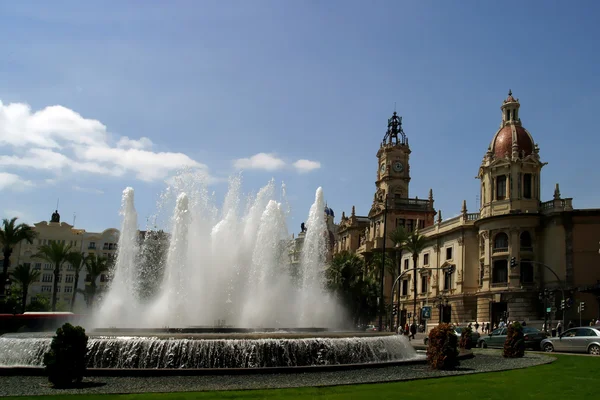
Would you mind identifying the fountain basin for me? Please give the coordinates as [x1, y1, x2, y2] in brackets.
[0, 331, 425, 372]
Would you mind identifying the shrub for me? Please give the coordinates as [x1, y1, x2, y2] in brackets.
[43, 323, 89, 387]
[503, 321, 525, 358]
[459, 326, 473, 350]
[426, 323, 460, 370]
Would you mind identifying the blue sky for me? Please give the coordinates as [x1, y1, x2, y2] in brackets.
[1, 0, 599, 233]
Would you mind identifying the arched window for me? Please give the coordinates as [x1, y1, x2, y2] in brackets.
[493, 232, 509, 251]
[520, 231, 532, 250]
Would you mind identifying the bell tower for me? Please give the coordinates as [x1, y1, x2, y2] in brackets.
[478, 91, 546, 218]
[376, 111, 411, 200]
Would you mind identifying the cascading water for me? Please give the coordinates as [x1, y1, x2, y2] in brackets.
[89, 175, 342, 329]
[0, 332, 423, 369]
[94, 187, 140, 324]
[298, 187, 329, 326]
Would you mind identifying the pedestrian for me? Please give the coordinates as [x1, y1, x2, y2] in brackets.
[522, 321, 527, 327]
[595, 319, 600, 326]
[486, 322, 490, 333]
[474, 321, 480, 332]
[556, 321, 562, 336]
[568, 320, 574, 329]
[404, 323, 410, 339]
[410, 321, 417, 340]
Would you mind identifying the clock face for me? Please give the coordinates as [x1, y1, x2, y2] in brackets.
[380, 163, 386, 174]
[393, 161, 404, 172]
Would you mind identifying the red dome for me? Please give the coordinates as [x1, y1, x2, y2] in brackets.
[491, 125, 534, 158]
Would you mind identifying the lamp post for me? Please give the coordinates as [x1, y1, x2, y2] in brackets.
[539, 289, 554, 333]
[378, 194, 389, 332]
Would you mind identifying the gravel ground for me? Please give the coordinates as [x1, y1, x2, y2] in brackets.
[0, 351, 554, 397]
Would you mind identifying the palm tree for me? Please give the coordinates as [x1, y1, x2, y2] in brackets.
[66, 252, 86, 311]
[35, 241, 73, 311]
[0, 218, 37, 296]
[403, 227, 428, 324]
[388, 225, 407, 328]
[12, 264, 41, 312]
[83, 253, 109, 307]
[326, 251, 377, 327]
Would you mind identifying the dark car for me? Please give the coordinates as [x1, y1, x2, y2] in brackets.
[478, 326, 546, 349]
[424, 327, 480, 347]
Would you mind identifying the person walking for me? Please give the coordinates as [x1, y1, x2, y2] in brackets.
[568, 320, 574, 329]
[474, 321, 480, 332]
[409, 321, 417, 340]
[556, 321, 562, 336]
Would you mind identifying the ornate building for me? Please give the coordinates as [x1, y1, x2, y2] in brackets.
[3, 210, 120, 311]
[334, 91, 600, 328]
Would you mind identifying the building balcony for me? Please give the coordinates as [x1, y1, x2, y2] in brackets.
[392, 197, 433, 211]
[492, 247, 508, 254]
[540, 198, 573, 214]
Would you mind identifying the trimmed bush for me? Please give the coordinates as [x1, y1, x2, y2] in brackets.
[426, 323, 459, 370]
[43, 323, 88, 387]
[503, 321, 525, 358]
[459, 326, 473, 350]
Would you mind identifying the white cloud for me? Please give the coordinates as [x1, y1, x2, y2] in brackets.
[0, 100, 211, 182]
[116, 136, 153, 150]
[233, 153, 322, 174]
[3, 209, 32, 223]
[0, 172, 34, 191]
[73, 185, 104, 195]
[293, 159, 321, 173]
[233, 153, 286, 171]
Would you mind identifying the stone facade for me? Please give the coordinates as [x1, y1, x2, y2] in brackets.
[333, 91, 600, 329]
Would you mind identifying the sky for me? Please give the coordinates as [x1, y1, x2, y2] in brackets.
[1, 0, 599, 234]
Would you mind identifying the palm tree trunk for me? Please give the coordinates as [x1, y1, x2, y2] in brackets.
[412, 254, 418, 324]
[52, 265, 59, 311]
[71, 271, 79, 311]
[21, 285, 28, 313]
[1, 249, 12, 296]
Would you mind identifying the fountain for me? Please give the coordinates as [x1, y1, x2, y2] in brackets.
[0, 173, 423, 370]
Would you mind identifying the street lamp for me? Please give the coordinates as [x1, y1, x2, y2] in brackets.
[378, 194, 389, 332]
[539, 289, 554, 333]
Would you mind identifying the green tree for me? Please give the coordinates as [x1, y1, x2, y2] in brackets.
[12, 264, 41, 313]
[326, 251, 379, 327]
[35, 242, 73, 311]
[66, 252, 86, 311]
[82, 253, 109, 307]
[0, 218, 37, 297]
[403, 227, 428, 323]
[27, 294, 51, 312]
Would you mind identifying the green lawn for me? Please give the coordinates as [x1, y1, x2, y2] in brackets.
[6, 354, 598, 400]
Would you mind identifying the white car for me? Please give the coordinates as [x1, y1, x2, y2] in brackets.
[541, 327, 600, 355]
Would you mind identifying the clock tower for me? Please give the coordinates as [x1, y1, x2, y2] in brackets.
[376, 111, 411, 200]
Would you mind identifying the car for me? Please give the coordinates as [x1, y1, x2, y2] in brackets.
[477, 326, 546, 350]
[423, 326, 480, 347]
[540, 327, 600, 355]
[365, 325, 378, 332]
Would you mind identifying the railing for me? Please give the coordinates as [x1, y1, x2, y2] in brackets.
[466, 213, 480, 221]
[393, 198, 431, 210]
[492, 247, 508, 254]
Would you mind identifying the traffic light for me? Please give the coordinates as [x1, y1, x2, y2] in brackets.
[445, 265, 455, 274]
[510, 257, 517, 268]
[407, 312, 412, 319]
[580, 302, 586, 312]
[392, 305, 398, 316]
[560, 299, 566, 310]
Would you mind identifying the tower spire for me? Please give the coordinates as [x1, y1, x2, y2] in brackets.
[382, 111, 407, 145]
